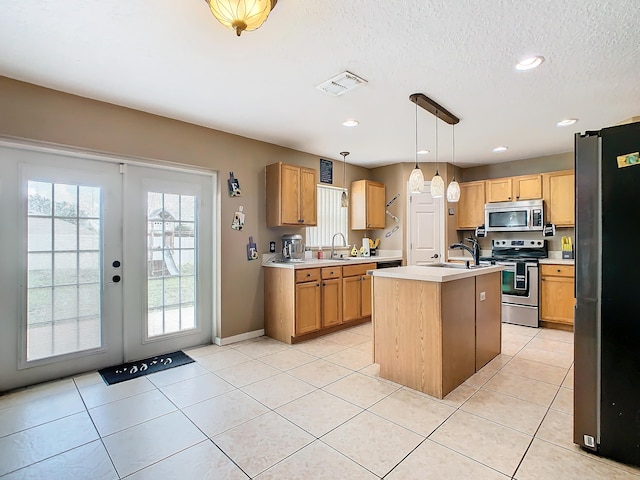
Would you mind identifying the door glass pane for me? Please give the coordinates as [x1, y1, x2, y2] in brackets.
[147, 192, 197, 337]
[26, 181, 102, 361]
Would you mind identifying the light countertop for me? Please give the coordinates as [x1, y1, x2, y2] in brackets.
[262, 253, 402, 269]
[539, 258, 575, 265]
[371, 264, 504, 283]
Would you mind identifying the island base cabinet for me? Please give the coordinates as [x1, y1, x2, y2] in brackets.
[373, 273, 501, 399]
[373, 276, 476, 399]
[475, 272, 502, 370]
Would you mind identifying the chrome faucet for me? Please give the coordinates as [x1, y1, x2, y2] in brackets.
[330, 233, 347, 259]
[449, 237, 480, 267]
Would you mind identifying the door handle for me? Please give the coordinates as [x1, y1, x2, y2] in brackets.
[430, 253, 439, 259]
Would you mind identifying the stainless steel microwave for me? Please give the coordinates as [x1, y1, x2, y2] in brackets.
[485, 199, 544, 232]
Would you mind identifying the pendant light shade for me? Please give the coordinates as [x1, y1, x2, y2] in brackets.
[446, 179, 460, 202]
[431, 172, 445, 198]
[409, 167, 425, 194]
[410, 102, 425, 193]
[446, 123, 461, 202]
[340, 151, 349, 207]
[207, 0, 277, 36]
[430, 111, 444, 198]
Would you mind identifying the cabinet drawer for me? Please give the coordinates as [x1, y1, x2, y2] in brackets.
[321, 267, 342, 279]
[342, 263, 376, 277]
[295, 268, 321, 283]
[541, 264, 575, 278]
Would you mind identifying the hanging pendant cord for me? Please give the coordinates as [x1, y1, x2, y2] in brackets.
[435, 110, 439, 174]
[415, 102, 419, 168]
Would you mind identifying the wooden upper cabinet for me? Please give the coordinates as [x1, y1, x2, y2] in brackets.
[486, 177, 513, 202]
[543, 170, 575, 226]
[350, 180, 386, 230]
[513, 175, 543, 200]
[457, 181, 485, 229]
[486, 175, 543, 203]
[266, 162, 317, 227]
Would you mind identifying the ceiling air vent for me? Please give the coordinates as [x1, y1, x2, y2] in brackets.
[316, 71, 368, 96]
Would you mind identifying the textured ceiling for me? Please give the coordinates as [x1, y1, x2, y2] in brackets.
[1, 1, 639, 168]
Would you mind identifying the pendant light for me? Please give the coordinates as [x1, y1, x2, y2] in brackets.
[409, 102, 425, 193]
[340, 151, 349, 207]
[446, 123, 461, 202]
[430, 111, 445, 198]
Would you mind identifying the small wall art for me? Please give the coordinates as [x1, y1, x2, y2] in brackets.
[228, 172, 242, 196]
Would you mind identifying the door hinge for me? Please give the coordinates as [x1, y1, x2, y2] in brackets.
[119, 163, 128, 174]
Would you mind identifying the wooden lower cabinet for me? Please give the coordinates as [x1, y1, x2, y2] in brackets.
[540, 264, 575, 326]
[295, 281, 321, 335]
[264, 263, 374, 344]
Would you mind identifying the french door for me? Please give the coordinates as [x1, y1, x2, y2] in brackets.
[0, 142, 215, 391]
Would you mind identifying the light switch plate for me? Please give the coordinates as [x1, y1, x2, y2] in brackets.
[479, 291, 486, 301]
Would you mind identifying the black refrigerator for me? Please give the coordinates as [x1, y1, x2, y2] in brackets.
[574, 120, 640, 467]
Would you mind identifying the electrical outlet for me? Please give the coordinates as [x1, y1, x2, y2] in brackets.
[479, 291, 486, 301]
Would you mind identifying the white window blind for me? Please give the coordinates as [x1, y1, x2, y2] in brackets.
[306, 185, 348, 247]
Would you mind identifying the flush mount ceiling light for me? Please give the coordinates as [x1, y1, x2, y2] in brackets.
[206, 0, 277, 37]
[557, 118, 579, 127]
[342, 119, 359, 127]
[515, 56, 545, 71]
[409, 93, 460, 199]
[492, 146, 508, 153]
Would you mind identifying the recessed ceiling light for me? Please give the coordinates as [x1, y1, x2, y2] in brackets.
[557, 118, 578, 127]
[342, 119, 359, 127]
[492, 146, 508, 153]
[515, 56, 545, 71]
[417, 149, 430, 155]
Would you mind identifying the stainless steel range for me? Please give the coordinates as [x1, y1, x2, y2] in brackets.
[479, 239, 547, 327]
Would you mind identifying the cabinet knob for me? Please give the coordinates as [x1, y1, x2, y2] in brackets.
[508, 197, 512, 200]
[557, 269, 561, 273]
[306, 273, 311, 277]
[317, 283, 320, 287]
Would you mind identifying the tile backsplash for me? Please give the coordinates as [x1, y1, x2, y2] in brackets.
[458, 227, 574, 253]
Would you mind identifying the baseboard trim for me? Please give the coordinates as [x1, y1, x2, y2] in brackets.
[215, 329, 265, 346]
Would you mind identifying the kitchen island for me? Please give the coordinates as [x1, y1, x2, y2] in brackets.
[372, 264, 503, 399]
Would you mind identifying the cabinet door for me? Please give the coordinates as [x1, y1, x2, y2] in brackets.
[321, 278, 342, 327]
[457, 181, 485, 229]
[514, 175, 542, 200]
[295, 281, 321, 335]
[366, 181, 386, 229]
[486, 178, 513, 202]
[281, 164, 301, 225]
[544, 171, 575, 226]
[342, 276, 362, 322]
[360, 274, 372, 318]
[300, 167, 317, 226]
[540, 276, 575, 324]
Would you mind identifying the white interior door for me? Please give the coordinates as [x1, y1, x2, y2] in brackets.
[407, 182, 444, 265]
[0, 144, 124, 391]
[122, 164, 215, 361]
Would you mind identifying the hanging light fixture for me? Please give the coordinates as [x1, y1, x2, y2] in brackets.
[446, 124, 461, 202]
[207, 0, 277, 37]
[340, 151, 349, 207]
[430, 111, 445, 198]
[409, 94, 460, 200]
[409, 101, 425, 193]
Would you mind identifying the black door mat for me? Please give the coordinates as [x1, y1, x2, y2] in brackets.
[99, 350, 194, 386]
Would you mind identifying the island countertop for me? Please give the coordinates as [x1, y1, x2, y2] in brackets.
[371, 264, 504, 282]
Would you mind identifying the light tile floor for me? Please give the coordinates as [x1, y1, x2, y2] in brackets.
[1, 323, 639, 479]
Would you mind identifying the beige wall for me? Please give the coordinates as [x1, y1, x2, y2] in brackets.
[461, 152, 574, 182]
[0, 76, 371, 338]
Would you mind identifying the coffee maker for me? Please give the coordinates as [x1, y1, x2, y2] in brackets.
[281, 234, 304, 262]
